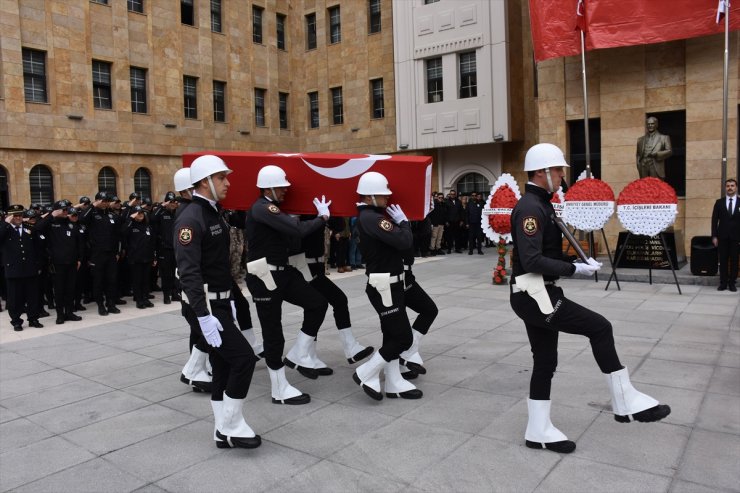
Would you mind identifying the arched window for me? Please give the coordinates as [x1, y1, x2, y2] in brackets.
[456, 172, 489, 195]
[29, 164, 54, 204]
[134, 167, 152, 200]
[98, 166, 118, 195]
[0, 165, 9, 211]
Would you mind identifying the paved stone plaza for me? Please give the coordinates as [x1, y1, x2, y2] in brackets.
[1, 254, 738, 492]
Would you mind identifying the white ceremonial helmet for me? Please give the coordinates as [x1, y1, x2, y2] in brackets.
[256, 165, 291, 188]
[173, 168, 193, 192]
[523, 143, 570, 172]
[189, 155, 232, 185]
[356, 171, 392, 195]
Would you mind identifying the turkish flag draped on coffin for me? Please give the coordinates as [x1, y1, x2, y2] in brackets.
[182, 151, 433, 219]
[530, 0, 740, 62]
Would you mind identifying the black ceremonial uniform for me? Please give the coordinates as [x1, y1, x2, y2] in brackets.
[152, 206, 178, 301]
[79, 206, 123, 311]
[509, 183, 622, 399]
[356, 204, 414, 360]
[0, 221, 42, 328]
[175, 197, 206, 351]
[35, 214, 84, 321]
[123, 217, 155, 307]
[244, 197, 328, 371]
[75, 221, 92, 308]
[401, 250, 438, 341]
[174, 195, 257, 400]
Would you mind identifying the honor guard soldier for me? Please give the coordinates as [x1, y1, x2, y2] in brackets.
[510, 143, 671, 454]
[352, 172, 422, 401]
[174, 167, 213, 393]
[297, 214, 373, 369]
[123, 205, 156, 309]
[174, 155, 261, 449]
[152, 191, 179, 304]
[244, 165, 330, 404]
[1, 205, 43, 330]
[35, 200, 84, 324]
[79, 191, 124, 316]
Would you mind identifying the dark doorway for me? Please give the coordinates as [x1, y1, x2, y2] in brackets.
[567, 118, 601, 184]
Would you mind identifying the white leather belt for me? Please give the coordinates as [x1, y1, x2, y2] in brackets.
[511, 281, 555, 293]
[307, 256, 324, 265]
[404, 266, 412, 272]
[390, 274, 404, 284]
[207, 290, 231, 300]
[268, 264, 288, 271]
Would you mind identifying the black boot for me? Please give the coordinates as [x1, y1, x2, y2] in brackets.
[163, 292, 171, 305]
[98, 304, 108, 316]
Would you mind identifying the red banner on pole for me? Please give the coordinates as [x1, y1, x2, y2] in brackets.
[530, 0, 739, 62]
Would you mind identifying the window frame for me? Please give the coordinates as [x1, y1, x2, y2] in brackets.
[279, 92, 289, 129]
[254, 88, 266, 127]
[458, 51, 477, 99]
[276, 13, 287, 50]
[134, 167, 152, 200]
[183, 75, 198, 119]
[127, 0, 143, 13]
[308, 91, 319, 128]
[29, 165, 54, 204]
[426, 57, 443, 103]
[213, 80, 226, 122]
[98, 166, 118, 195]
[371, 78, 384, 119]
[181, 0, 195, 26]
[306, 13, 317, 50]
[253, 5, 264, 44]
[211, 0, 222, 33]
[92, 60, 113, 110]
[22, 48, 48, 103]
[328, 6, 341, 44]
[130, 66, 148, 114]
[368, 0, 381, 34]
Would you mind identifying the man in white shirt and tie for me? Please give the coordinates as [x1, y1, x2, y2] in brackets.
[712, 179, 740, 291]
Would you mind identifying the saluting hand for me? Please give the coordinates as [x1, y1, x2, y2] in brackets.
[386, 204, 408, 224]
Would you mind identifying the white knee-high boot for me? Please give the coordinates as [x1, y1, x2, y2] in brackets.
[525, 399, 575, 453]
[284, 331, 319, 379]
[352, 351, 387, 401]
[215, 394, 261, 449]
[307, 338, 333, 375]
[181, 347, 212, 393]
[399, 329, 426, 374]
[338, 328, 374, 364]
[605, 367, 670, 423]
[268, 366, 311, 405]
[384, 359, 423, 399]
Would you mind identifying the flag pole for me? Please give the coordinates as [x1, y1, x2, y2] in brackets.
[720, 1, 730, 193]
[580, 30, 592, 179]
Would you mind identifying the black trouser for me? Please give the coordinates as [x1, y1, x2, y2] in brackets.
[231, 280, 253, 330]
[53, 263, 77, 318]
[130, 262, 150, 303]
[468, 225, 483, 252]
[182, 300, 209, 353]
[38, 264, 53, 309]
[718, 238, 739, 286]
[246, 266, 328, 370]
[6, 275, 40, 325]
[158, 249, 177, 294]
[75, 261, 92, 304]
[208, 298, 258, 401]
[117, 254, 130, 297]
[444, 223, 460, 251]
[90, 252, 117, 307]
[404, 273, 438, 335]
[335, 237, 349, 268]
[308, 262, 350, 330]
[366, 280, 413, 361]
[510, 285, 622, 400]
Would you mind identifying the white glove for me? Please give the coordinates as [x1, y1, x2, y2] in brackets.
[386, 204, 408, 224]
[313, 195, 332, 218]
[573, 257, 602, 277]
[230, 300, 237, 322]
[197, 314, 224, 347]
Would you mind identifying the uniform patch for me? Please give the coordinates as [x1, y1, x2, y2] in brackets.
[178, 227, 193, 245]
[523, 217, 538, 236]
[379, 218, 394, 231]
[267, 204, 280, 214]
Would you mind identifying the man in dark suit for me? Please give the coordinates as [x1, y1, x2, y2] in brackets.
[712, 178, 740, 291]
[0, 205, 43, 331]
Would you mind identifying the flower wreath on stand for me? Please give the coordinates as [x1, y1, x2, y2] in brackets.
[481, 174, 521, 285]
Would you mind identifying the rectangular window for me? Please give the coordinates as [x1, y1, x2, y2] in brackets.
[181, 0, 194, 26]
[127, 0, 143, 13]
[424, 0, 440, 4]
[92, 60, 112, 110]
[184, 76, 198, 119]
[368, 0, 381, 34]
[254, 88, 265, 127]
[426, 57, 443, 103]
[277, 13, 286, 50]
[306, 13, 317, 50]
[213, 80, 226, 122]
[459, 52, 477, 98]
[308, 91, 319, 128]
[279, 92, 289, 129]
[253, 6, 263, 44]
[211, 0, 222, 33]
[328, 6, 341, 44]
[371, 78, 384, 118]
[331, 87, 343, 125]
[130, 67, 147, 113]
[91, 0, 109, 4]
[22, 48, 47, 103]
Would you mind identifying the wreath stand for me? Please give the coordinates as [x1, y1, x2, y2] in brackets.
[563, 228, 620, 289]
[605, 231, 682, 294]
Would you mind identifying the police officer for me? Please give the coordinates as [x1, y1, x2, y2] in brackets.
[152, 191, 179, 304]
[510, 143, 671, 454]
[0, 205, 43, 331]
[74, 197, 93, 309]
[79, 191, 123, 316]
[24, 209, 51, 317]
[34, 200, 83, 324]
[298, 214, 373, 369]
[123, 205, 156, 309]
[175, 155, 260, 449]
[244, 165, 330, 404]
[352, 172, 422, 401]
[173, 168, 213, 393]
